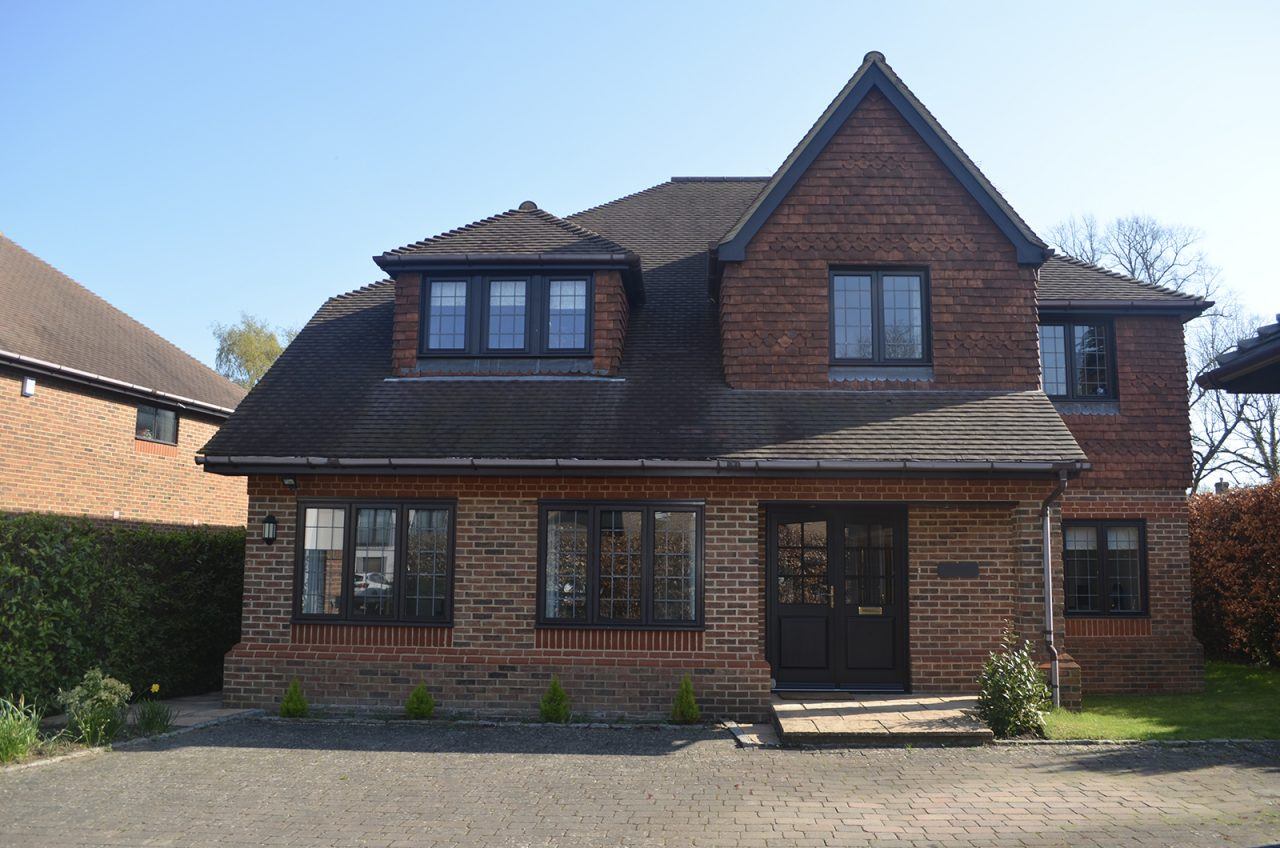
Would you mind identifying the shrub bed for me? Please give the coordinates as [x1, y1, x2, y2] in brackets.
[1189, 481, 1280, 665]
[0, 513, 244, 710]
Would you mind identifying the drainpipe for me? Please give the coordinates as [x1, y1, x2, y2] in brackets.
[1040, 470, 1069, 708]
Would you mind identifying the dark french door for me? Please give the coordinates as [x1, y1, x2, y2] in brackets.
[766, 506, 908, 689]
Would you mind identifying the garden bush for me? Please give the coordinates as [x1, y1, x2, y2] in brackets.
[405, 683, 435, 719]
[670, 675, 701, 724]
[59, 668, 131, 746]
[0, 513, 244, 711]
[1190, 482, 1280, 664]
[539, 676, 571, 723]
[976, 629, 1051, 738]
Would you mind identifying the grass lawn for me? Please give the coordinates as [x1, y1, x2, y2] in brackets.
[1044, 660, 1280, 740]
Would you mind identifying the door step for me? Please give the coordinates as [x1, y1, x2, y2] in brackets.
[771, 693, 993, 747]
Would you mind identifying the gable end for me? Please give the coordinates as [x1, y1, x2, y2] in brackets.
[717, 52, 1049, 265]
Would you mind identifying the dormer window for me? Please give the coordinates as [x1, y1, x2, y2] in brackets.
[420, 273, 593, 357]
[829, 269, 930, 364]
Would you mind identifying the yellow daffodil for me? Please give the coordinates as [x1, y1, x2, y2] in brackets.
[150, 683, 160, 694]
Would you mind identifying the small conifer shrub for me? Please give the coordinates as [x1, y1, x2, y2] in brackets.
[405, 683, 436, 720]
[279, 679, 308, 718]
[539, 676, 571, 723]
[670, 675, 701, 724]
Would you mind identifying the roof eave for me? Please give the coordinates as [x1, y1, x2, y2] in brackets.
[1, 349, 238, 417]
[716, 54, 1049, 266]
[198, 454, 1090, 477]
[1037, 298, 1213, 320]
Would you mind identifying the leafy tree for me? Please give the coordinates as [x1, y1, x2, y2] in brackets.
[212, 313, 297, 389]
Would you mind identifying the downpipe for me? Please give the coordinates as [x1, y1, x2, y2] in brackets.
[1040, 470, 1068, 708]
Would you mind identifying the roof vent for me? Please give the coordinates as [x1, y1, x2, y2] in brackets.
[517, 200, 538, 212]
[863, 51, 885, 64]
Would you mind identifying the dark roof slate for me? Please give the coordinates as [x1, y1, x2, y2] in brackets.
[1038, 255, 1209, 309]
[378, 204, 632, 260]
[1197, 316, 1280, 392]
[0, 234, 245, 412]
[202, 179, 1085, 469]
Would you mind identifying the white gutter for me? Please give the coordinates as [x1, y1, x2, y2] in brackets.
[0, 349, 237, 417]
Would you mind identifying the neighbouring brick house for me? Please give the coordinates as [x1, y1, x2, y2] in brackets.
[202, 53, 1208, 719]
[0, 235, 247, 527]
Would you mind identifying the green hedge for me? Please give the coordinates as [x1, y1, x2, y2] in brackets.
[0, 513, 245, 710]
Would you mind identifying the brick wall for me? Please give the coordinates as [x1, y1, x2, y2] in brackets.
[1060, 488, 1204, 693]
[718, 88, 1040, 390]
[591, 270, 628, 375]
[0, 367, 246, 527]
[225, 473, 1118, 720]
[1059, 316, 1194, 491]
[390, 270, 629, 377]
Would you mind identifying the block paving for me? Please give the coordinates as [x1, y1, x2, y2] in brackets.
[2, 720, 1277, 846]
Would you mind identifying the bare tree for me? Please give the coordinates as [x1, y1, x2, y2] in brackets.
[1229, 394, 1280, 481]
[1049, 214, 1259, 490]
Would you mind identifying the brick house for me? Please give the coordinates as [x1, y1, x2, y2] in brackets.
[202, 53, 1208, 719]
[0, 235, 246, 527]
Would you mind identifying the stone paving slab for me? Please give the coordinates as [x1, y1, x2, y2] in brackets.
[773, 692, 995, 744]
[1, 720, 1278, 847]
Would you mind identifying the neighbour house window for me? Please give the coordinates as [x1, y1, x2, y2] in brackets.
[540, 502, 702, 627]
[830, 270, 929, 363]
[1039, 321, 1116, 399]
[1063, 521, 1147, 616]
[296, 502, 454, 623]
[421, 273, 593, 356]
[135, 404, 177, 444]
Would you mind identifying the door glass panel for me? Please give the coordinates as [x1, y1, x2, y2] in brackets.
[844, 523, 893, 608]
[777, 520, 828, 604]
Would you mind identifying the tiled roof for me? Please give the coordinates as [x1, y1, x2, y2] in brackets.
[1038, 255, 1210, 309]
[0, 235, 245, 413]
[202, 179, 1085, 469]
[377, 203, 633, 261]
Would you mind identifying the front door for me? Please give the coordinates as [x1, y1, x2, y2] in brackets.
[766, 506, 908, 689]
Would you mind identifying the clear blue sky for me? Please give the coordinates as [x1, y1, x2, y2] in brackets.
[3, 1, 1277, 368]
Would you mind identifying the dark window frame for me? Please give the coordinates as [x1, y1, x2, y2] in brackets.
[536, 500, 705, 630]
[828, 267, 932, 365]
[420, 272, 594, 358]
[1062, 519, 1149, 617]
[423, 277, 471, 352]
[1039, 318, 1119, 401]
[135, 404, 178, 445]
[292, 498, 456, 625]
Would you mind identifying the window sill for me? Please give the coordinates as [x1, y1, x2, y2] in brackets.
[830, 364, 933, 383]
[1052, 399, 1120, 416]
[135, 436, 178, 446]
[1063, 612, 1149, 620]
[535, 622, 704, 632]
[291, 617, 452, 628]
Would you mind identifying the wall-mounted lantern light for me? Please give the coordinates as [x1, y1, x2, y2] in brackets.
[21, 376, 36, 397]
[262, 514, 278, 544]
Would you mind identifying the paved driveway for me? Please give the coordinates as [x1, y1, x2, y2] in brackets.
[2, 720, 1278, 847]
